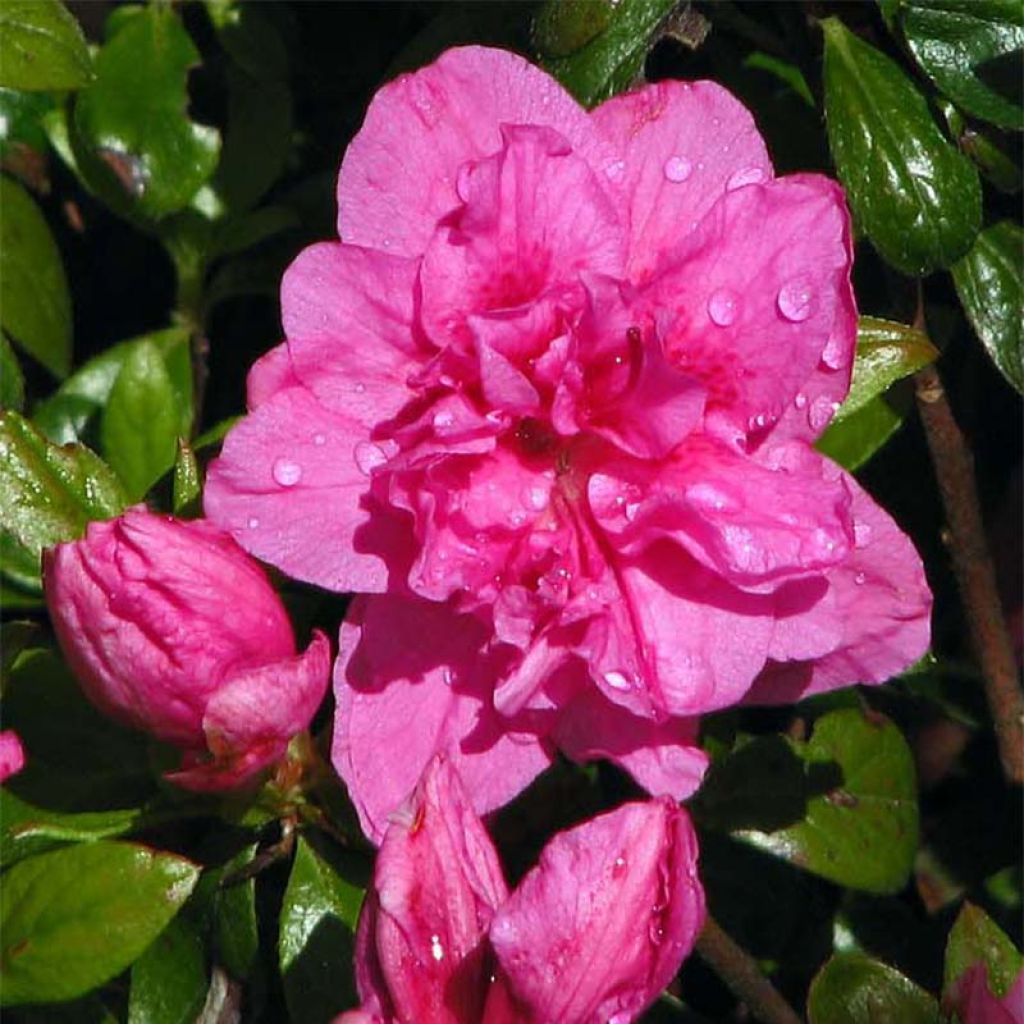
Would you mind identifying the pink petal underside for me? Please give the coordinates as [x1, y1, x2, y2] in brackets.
[332, 594, 553, 845]
[490, 799, 705, 1024]
[419, 124, 625, 348]
[590, 78, 773, 281]
[589, 438, 854, 591]
[204, 386, 410, 594]
[370, 758, 509, 1024]
[640, 175, 852, 444]
[744, 471, 932, 705]
[337, 45, 605, 258]
[0, 730, 25, 784]
[246, 343, 300, 410]
[950, 963, 1024, 1024]
[554, 683, 709, 801]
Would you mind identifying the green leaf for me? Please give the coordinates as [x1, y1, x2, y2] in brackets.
[101, 340, 181, 500]
[833, 316, 938, 422]
[737, 709, 919, 893]
[816, 391, 907, 471]
[808, 953, 941, 1023]
[0, 411, 126, 582]
[537, 0, 677, 108]
[900, 0, 1023, 131]
[952, 220, 1023, 394]
[744, 51, 815, 107]
[128, 915, 207, 1024]
[0, 840, 199, 1006]
[0, 0, 92, 92]
[0, 87, 54, 160]
[822, 17, 982, 276]
[172, 441, 201, 517]
[0, 176, 72, 378]
[944, 902, 1023, 998]
[279, 834, 366, 1023]
[33, 326, 192, 445]
[73, 5, 220, 220]
[214, 844, 260, 981]
[1, 334, 25, 411]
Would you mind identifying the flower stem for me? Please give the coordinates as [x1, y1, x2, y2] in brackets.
[695, 915, 803, 1024]
[913, 349, 1024, 783]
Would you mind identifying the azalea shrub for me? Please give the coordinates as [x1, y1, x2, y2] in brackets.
[0, 2, 1021, 1022]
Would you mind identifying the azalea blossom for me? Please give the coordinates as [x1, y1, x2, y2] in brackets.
[44, 508, 330, 792]
[337, 757, 705, 1024]
[204, 46, 931, 839]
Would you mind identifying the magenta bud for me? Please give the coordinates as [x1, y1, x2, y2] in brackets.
[44, 507, 329, 792]
[0, 730, 25, 784]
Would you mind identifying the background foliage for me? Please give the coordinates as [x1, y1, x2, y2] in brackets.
[0, 1, 1020, 1021]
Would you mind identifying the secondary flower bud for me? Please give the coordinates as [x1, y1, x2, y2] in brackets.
[0, 730, 25, 784]
[44, 507, 329, 792]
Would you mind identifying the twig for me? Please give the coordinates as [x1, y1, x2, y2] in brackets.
[695, 915, 803, 1024]
[913, 295, 1024, 784]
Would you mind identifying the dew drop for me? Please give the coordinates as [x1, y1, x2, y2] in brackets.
[353, 382, 366, 394]
[246, 516, 260, 530]
[604, 159, 625, 181]
[442, 668, 454, 687]
[662, 155, 692, 183]
[613, 855, 627, 875]
[822, 333, 846, 369]
[522, 485, 549, 511]
[354, 441, 388, 476]
[603, 670, 632, 692]
[793, 392, 808, 410]
[808, 395, 837, 431]
[272, 458, 302, 487]
[624, 501, 641, 522]
[727, 165, 765, 190]
[313, 433, 326, 446]
[777, 279, 815, 323]
[854, 572, 867, 586]
[854, 522, 873, 548]
[433, 409, 455, 431]
[430, 934, 444, 962]
[707, 288, 739, 327]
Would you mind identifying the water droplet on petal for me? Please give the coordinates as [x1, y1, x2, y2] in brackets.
[707, 288, 739, 327]
[854, 522, 873, 548]
[727, 165, 765, 190]
[353, 382, 366, 394]
[613, 855, 627, 875]
[433, 409, 455, 431]
[854, 572, 867, 586]
[354, 441, 388, 476]
[430, 934, 444, 962]
[605, 159, 625, 181]
[522, 485, 549, 512]
[624, 501, 641, 522]
[794, 392, 808, 410]
[442, 668, 454, 687]
[808, 395, 836, 431]
[822, 333, 847, 369]
[272, 458, 302, 487]
[777, 279, 815, 322]
[313, 433, 326, 446]
[603, 670, 632, 691]
[663, 155, 692, 183]
[247, 516, 260, 530]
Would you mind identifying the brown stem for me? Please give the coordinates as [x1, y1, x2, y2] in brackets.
[695, 916, 803, 1024]
[913, 297, 1024, 784]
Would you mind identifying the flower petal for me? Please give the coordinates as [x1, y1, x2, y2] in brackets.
[490, 798, 705, 1024]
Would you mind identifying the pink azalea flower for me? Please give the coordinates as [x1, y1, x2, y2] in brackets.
[204, 46, 932, 840]
[948, 963, 1024, 1024]
[44, 508, 330, 792]
[336, 757, 705, 1024]
[0, 730, 25, 784]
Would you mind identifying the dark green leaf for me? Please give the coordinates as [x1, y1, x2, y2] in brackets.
[0, 176, 72, 378]
[961, 126, 1021, 193]
[129, 915, 207, 1024]
[0, 88, 54, 160]
[537, 0, 676, 108]
[100, 339, 181, 500]
[808, 953, 941, 1023]
[0, 840, 199, 1006]
[279, 834, 366, 1023]
[73, 5, 220, 220]
[738, 709, 919, 893]
[822, 17, 982, 275]
[952, 220, 1023, 394]
[0, 0, 92, 92]
[944, 902, 1023, 998]
[172, 441, 201, 517]
[833, 317, 938, 422]
[1, 334, 25, 411]
[0, 411, 126, 580]
[900, 0, 1023, 130]
[214, 844, 260, 981]
[33, 326, 192, 445]
[743, 51, 815, 107]
[816, 391, 908, 471]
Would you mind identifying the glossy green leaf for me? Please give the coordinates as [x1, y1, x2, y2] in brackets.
[944, 902, 1023, 998]
[0, 411, 126, 580]
[744, 51, 815, 107]
[128, 915, 207, 1024]
[961, 127, 1021, 193]
[0, 840, 199, 1006]
[0, 88, 54, 160]
[900, 0, 1023, 131]
[808, 953, 941, 1024]
[537, 0, 676, 108]
[101, 340, 181, 500]
[0, 1, 92, 91]
[33, 326, 191, 445]
[172, 441, 201, 517]
[0, 176, 72, 378]
[214, 844, 260, 981]
[822, 17, 982, 276]
[279, 834, 366, 1023]
[952, 220, 1023, 394]
[73, 5, 220, 220]
[1, 334, 25, 411]
[737, 709, 919, 893]
[834, 317, 938, 422]
[816, 391, 907, 471]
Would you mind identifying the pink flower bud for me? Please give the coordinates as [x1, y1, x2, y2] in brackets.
[44, 507, 329, 792]
[0, 730, 25, 783]
[948, 963, 1024, 1024]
